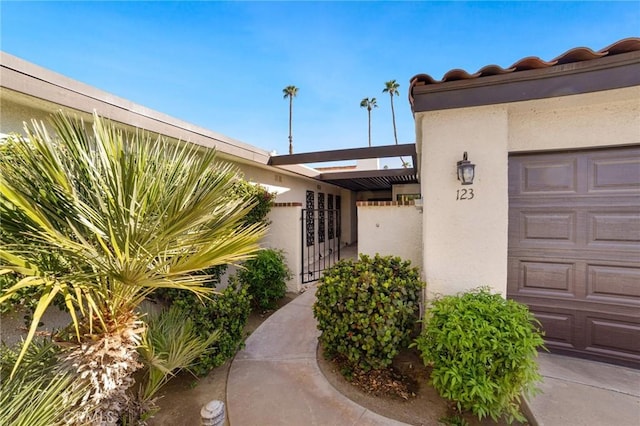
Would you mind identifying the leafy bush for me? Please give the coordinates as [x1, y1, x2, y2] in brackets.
[0, 248, 68, 316]
[231, 179, 275, 227]
[313, 254, 424, 372]
[0, 272, 33, 315]
[413, 288, 545, 423]
[237, 248, 291, 310]
[159, 277, 252, 376]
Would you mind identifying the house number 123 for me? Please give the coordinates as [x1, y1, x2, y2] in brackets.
[456, 188, 474, 200]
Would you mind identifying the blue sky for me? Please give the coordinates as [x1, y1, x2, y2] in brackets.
[1, 1, 639, 167]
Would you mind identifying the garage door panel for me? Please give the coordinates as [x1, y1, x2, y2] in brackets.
[586, 317, 640, 357]
[511, 209, 579, 248]
[531, 310, 576, 349]
[509, 259, 582, 299]
[520, 159, 578, 194]
[587, 264, 640, 302]
[509, 146, 640, 367]
[521, 211, 576, 242]
[520, 260, 576, 294]
[588, 212, 640, 246]
[589, 156, 640, 192]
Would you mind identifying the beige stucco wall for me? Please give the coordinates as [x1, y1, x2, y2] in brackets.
[415, 86, 640, 300]
[0, 90, 56, 135]
[418, 106, 509, 298]
[262, 205, 302, 292]
[508, 86, 640, 152]
[357, 204, 423, 270]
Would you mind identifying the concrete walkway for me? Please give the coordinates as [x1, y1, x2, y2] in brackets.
[528, 353, 640, 426]
[227, 282, 640, 426]
[227, 284, 406, 425]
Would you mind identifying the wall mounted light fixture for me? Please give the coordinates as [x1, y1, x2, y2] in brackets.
[457, 152, 475, 185]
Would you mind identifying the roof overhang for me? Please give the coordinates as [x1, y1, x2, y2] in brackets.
[410, 49, 640, 113]
[269, 143, 419, 191]
[0, 51, 272, 164]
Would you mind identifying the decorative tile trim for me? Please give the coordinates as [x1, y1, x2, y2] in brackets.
[356, 200, 416, 207]
[273, 202, 302, 207]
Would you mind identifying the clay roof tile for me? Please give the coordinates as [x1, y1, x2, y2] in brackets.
[410, 37, 640, 88]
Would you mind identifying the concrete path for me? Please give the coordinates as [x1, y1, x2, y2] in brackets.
[227, 284, 407, 425]
[227, 277, 639, 426]
[528, 353, 640, 426]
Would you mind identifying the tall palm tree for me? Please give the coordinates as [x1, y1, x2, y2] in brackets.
[360, 97, 378, 147]
[0, 112, 266, 422]
[383, 80, 400, 145]
[383, 80, 409, 168]
[282, 85, 298, 155]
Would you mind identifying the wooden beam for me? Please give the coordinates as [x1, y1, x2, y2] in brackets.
[318, 167, 416, 181]
[268, 143, 417, 166]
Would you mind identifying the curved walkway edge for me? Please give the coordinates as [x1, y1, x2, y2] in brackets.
[226, 285, 408, 426]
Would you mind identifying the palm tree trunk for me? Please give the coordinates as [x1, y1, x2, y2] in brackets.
[391, 95, 398, 145]
[368, 108, 372, 147]
[390, 94, 407, 166]
[288, 97, 293, 155]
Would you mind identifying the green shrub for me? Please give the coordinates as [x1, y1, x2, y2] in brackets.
[231, 179, 275, 227]
[237, 248, 291, 311]
[0, 272, 33, 315]
[0, 250, 68, 316]
[313, 254, 424, 372]
[160, 277, 252, 376]
[413, 287, 545, 423]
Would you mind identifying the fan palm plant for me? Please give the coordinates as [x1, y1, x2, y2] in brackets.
[360, 97, 378, 147]
[283, 85, 298, 155]
[0, 112, 266, 422]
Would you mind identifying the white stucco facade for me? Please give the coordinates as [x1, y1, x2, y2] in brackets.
[357, 202, 423, 270]
[262, 205, 302, 292]
[507, 86, 640, 152]
[417, 106, 509, 297]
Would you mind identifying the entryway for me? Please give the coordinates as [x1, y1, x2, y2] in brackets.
[301, 190, 342, 283]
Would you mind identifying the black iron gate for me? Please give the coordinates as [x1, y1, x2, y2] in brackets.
[301, 191, 341, 283]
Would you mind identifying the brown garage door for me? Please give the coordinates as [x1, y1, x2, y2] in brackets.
[508, 146, 640, 368]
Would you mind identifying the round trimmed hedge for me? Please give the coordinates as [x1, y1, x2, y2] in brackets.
[313, 254, 424, 372]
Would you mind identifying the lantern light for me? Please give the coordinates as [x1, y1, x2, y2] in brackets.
[457, 152, 475, 185]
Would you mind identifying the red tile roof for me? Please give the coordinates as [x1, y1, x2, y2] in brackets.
[410, 37, 640, 87]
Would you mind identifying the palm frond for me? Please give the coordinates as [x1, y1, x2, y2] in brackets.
[0, 340, 91, 426]
[138, 306, 219, 400]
